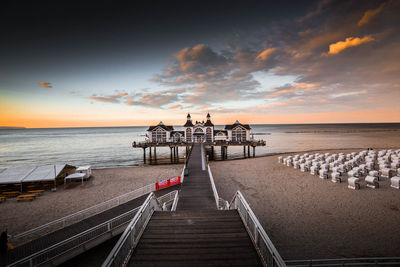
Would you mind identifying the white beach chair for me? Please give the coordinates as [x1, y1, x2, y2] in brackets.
[366, 161, 375, 171]
[348, 177, 360, 190]
[331, 172, 341, 183]
[278, 156, 283, 164]
[300, 163, 309, 172]
[310, 166, 319, 175]
[294, 161, 300, 169]
[321, 163, 329, 171]
[390, 176, 400, 189]
[381, 168, 394, 179]
[390, 162, 399, 169]
[319, 169, 328, 179]
[365, 176, 379, 189]
[347, 169, 358, 178]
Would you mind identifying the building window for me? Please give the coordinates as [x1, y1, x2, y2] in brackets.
[173, 133, 181, 142]
[232, 127, 246, 142]
[153, 128, 166, 142]
[206, 127, 212, 142]
[186, 128, 192, 142]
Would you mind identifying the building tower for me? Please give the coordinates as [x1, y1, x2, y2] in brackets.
[204, 113, 214, 142]
[184, 113, 194, 142]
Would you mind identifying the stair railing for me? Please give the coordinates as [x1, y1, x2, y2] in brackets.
[207, 164, 229, 210]
[230, 191, 286, 267]
[11, 183, 155, 246]
[102, 192, 162, 267]
[7, 191, 176, 267]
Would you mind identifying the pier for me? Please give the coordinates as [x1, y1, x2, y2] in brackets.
[132, 113, 266, 164]
[133, 140, 266, 164]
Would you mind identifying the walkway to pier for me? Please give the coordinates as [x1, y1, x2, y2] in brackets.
[176, 144, 215, 210]
[4, 185, 180, 266]
[127, 144, 263, 266]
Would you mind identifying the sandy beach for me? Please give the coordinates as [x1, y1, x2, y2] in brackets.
[210, 149, 400, 260]
[0, 165, 182, 236]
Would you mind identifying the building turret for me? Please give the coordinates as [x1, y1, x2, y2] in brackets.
[184, 113, 194, 127]
[204, 113, 214, 126]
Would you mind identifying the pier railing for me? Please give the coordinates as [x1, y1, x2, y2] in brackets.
[207, 164, 229, 210]
[101, 192, 162, 267]
[11, 176, 184, 246]
[7, 191, 177, 267]
[230, 191, 286, 267]
[132, 139, 266, 147]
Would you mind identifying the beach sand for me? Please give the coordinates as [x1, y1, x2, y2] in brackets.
[0, 164, 182, 236]
[210, 149, 400, 260]
[2, 148, 399, 260]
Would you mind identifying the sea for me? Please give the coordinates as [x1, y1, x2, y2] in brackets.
[1, 123, 400, 169]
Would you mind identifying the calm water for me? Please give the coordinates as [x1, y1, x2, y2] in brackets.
[1, 124, 400, 169]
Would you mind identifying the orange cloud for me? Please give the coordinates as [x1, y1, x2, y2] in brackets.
[256, 48, 276, 61]
[169, 104, 182, 109]
[328, 36, 374, 55]
[267, 83, 319, 98]
[358, 3, 385, 26]
[38, 81, 52, 88]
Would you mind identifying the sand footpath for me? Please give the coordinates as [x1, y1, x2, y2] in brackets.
[210, 149, 400, 260]
[0, 165, 182, 236]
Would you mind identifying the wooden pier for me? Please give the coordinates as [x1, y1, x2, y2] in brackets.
[132, 140, 266, 164]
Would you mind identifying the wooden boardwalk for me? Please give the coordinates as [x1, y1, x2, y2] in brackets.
[4, 185, 180, 266]
[128, 144, 263, 266]
[176, 144, 215, 210]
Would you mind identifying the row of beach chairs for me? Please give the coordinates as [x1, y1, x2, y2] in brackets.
[278, 149, 400, 190]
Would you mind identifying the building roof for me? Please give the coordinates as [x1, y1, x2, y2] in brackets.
[183, 120, 194, 127]
[0, 164, 68, 184]
[204, 119, 214, 126]
[147, 121, 174, 131]
[225, 120, 251, 130]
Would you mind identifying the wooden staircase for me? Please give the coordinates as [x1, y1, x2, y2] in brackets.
[128, 210, 263, 267]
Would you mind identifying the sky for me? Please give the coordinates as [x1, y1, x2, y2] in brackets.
[1, 0, 399, 128]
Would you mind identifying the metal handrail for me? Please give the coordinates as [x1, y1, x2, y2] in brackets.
[11, 183, 156, 246]
[207, 164, 229, 210]
[180, 165, 186, 183]
[102, 192, 162, 267]
[171, 191, 179, 211]
[285, 257, 400, 266]
[7, 192, 174, 267]
[8, 207, 139, 267]
[230, 191, 286, 267]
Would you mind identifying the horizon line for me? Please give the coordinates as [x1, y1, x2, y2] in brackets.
[2, 121, 400, 129]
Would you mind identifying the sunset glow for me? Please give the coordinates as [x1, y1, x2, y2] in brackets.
[1, 1, 399, 128]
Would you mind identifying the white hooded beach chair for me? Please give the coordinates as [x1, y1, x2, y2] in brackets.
[294, 161, 300, 169]
[319, 169, 328, 179]
[331, 172, 341, 183]
[348, 177, 360, 190]
[347, 169, 358, 178]
[310, 166, 319, 175]
[300, 163, 309, 172]
[381, 168, 394, 178]
[390, 176, 400, 189]
[365, 176, 379, 189]
[278, 156, 283, 164]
